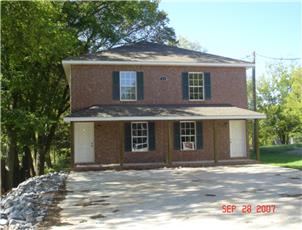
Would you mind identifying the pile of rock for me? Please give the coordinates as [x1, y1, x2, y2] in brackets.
[0, 172, 67, 230]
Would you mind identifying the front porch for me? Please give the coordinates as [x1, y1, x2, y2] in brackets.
[65, 105, 265, 170]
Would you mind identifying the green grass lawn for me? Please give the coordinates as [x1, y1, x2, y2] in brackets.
[251, 144, 302, 170]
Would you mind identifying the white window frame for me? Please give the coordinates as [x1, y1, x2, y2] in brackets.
[180, 121, 196, 151]
[188, 72, 205, 101]
[131, 122, 149, 152]
[120, 71, 137, 101]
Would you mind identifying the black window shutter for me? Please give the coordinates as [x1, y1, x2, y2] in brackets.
[137, 72, 144, 100]
[148, 122, 155, 151]
[204, 72, 211, 100]
[182, 72, 189, 100]
[112, 71, 120, 100]
[124, 123, 132, 152]
[196, 121, 203, 149]
[173, 122, 180, 150]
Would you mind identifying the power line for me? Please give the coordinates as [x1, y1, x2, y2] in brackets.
[241, 55, 252, 60]
[255, 53, 301, 61]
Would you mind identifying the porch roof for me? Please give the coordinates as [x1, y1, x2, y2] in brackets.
[64, 105, 266, 122]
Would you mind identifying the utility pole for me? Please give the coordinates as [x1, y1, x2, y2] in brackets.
[252, 51, 260, 160]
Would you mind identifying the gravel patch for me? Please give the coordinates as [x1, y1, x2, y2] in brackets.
[0, 172, 67, 230]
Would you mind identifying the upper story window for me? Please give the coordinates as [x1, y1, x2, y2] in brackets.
[180, 121, 196, 150]
[188, 72, 204, 100]
[120, 71, 137, 101]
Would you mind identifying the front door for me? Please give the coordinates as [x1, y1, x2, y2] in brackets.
[74, 122, 95, 163]
[229, 120, 246, 158]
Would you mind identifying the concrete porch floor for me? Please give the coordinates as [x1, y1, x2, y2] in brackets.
[73, 159, 258, 171]
[48, 164, 302, 230]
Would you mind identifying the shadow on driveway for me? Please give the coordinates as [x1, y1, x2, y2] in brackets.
[48, 164, 302, 230]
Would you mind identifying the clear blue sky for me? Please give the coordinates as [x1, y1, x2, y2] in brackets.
[159, 1, 301, 76]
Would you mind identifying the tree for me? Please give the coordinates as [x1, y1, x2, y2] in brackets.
[284, 68, 302, 139]
[1, 1, 176, 191]
[61, 1, 176, 52]
[1, 1, 76, 184]
[257, 64, 301, 145]
[177, 36, 206, 52]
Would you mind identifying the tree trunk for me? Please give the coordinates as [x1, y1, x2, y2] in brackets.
[285, 134, 289, 145]
[37, 134, 47, 175]
[37, 149, 45, 175]
[21, 146, 32, 180]
[37, 150, 45, 175]
[45, 152, 52, 168]
[7, 127, 19, 189]
[29, 149, 36, 177]
[1, 158, 9, 194]
[42, 124, 58, 171]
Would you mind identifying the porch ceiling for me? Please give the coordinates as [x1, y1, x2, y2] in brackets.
[64, 104, 266, 122]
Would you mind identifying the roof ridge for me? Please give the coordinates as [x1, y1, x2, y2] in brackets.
[63, 41, 253, 65]
[91, 41, 250, 63]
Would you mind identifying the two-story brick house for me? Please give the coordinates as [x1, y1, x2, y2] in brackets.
[63, 42, 265, 170]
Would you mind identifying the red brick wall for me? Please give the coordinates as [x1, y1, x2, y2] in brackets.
[93, 120, 230, 164]
[95, 122, 120, 164]
[71, 65, 247, 111]
[216, 120, 231, 160]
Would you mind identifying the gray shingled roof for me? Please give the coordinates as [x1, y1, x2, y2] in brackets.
[64, 42, 252, 65]
[64, 105, 265, 121]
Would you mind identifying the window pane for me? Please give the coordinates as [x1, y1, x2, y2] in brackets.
[120, 72, 136, 100]
[188, 73, 203, 100]
[131, 122, 148, 151]
[180, 122, 196, 150]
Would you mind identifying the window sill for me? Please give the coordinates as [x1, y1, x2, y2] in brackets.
[180, 149, 198, 152]
[120, 99, 137, 102]
[126, 150, 152, 153]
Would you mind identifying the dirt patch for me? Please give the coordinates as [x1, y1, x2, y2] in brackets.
[279, 193, 302, 198]
[289, 177, 300, 180]
[101, 202, 110, 206]
[205, 194, 216, 197]
[90, 213, 106, 219]
[38, 180, 73, 229]
[73, 198, 108, 207]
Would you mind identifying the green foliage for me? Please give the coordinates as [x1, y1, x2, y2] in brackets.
[250, 144, 302, 170]
[46, 148, 71, 174]
[257, 64, 302, 145]
[1, 0, 176, 187]
[284, 68, 302, 138]
[61, 1, 176, 52]
[177, 36, 206, 52]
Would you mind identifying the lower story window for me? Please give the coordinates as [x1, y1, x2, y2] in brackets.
[131, 122, 148, 151]
[180, 121, 196, 150]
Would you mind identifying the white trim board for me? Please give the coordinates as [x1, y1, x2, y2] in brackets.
[62, 60, 254, 67]
[64, 114, 266, 122]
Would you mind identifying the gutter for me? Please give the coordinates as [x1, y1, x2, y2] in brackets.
[64, 114, 266, 122]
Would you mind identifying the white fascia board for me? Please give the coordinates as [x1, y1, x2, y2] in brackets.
[63, 63, 71, 85]
[62, 60, 255, 68]
[64, 114, 266, 122]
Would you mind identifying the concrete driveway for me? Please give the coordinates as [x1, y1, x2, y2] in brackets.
[49, 164, 302, 230]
